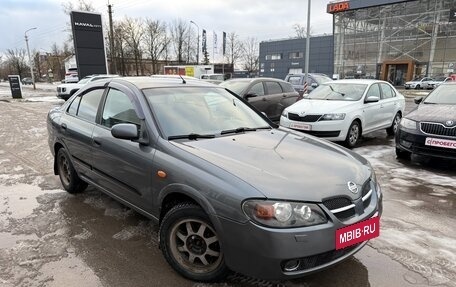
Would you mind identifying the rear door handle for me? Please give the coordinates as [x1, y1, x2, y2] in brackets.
[93, 138, 101, 147]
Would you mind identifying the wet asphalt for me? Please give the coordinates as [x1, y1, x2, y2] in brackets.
[0, 85, 455, 287]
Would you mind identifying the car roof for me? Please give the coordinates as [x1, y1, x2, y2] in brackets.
[223, 77, 289, 84]
[326, 79, 386, 85]
[110, 76, 218, 89]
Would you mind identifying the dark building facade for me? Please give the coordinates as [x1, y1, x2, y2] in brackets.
[328, 0, 456, 84]
[259, 36, 334, 80]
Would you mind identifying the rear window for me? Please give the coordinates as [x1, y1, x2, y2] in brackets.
[280, 82, 295, 93]
[287, 76, 302, 85]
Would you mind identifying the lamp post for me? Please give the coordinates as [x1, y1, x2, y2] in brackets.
[25, 27, 37, 90]
[190, 20, 200, 65]
[304, 0, 311, 94]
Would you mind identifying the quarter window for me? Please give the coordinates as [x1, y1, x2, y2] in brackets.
[67, 96, 81, 116]
[77, 89, 104, 122]
[101, 89, 140, 128]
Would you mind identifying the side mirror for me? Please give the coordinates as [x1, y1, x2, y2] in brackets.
[111, 123, 139, 140]
[244, 93, 258, 100]
[311, 83, 318, 88]
[414, 97, 423, 104]
[365, 96, 380, 103]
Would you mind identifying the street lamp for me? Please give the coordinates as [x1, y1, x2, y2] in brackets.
[24, 27, 37, 90]
[190, 20, 200, 65]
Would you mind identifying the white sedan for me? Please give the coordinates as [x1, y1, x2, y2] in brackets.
[280, 79, 406, 147]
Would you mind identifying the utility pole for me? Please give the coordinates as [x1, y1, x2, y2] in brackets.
[25, 27, 37, 90]
[108, 2, 116, 74]
[304, 0, 311, 94]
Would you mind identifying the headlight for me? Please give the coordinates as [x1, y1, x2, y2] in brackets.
[320, 113, 346, 121]
[281, 110, 288, 118]
[242, 200, 327, 228]
[400, 118, 417, 130]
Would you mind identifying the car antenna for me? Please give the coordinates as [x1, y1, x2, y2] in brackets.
[179, 75, 186, 84]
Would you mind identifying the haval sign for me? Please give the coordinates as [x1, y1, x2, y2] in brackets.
[327, 1, 350, 13]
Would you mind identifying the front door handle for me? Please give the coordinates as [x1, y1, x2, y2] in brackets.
[60, 123, 67, 131]
[93, 138, 101, 147]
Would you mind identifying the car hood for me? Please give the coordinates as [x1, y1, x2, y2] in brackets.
[286, 99, 357, 114]
[406, 104, 456, 123]
[172, 129, 371, 202]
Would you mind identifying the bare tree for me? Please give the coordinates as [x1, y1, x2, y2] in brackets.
[293, 23, 312, 38]
[5, 49, 29, 78]
[144, 19, 169, 74]
[242, 37, 259, 74]
[225, 32, 244, 67]
[121, 17, 145, 75]
[170, 18, 189, 64]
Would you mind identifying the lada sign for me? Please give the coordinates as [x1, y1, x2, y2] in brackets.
[327, 1, 350, 13]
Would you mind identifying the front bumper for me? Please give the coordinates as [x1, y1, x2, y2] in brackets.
[280, 115, 348, 141]
[218, 190, 383, 280]
[396, 128, 456, 159]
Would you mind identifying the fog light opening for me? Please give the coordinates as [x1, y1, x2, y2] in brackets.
[283, 259, 300, 272]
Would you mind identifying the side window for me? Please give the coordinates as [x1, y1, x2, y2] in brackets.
[279, 82, 295, 93]
[265, 81, 283, 95]
[101, 88, 140, 128]
[77, 89, 104, 122]
[67, 96, 81, 116]
[248, 82, 265, 96]
[366, 84, 381, 100]
[380, 83, 395, 99]
[287, 76, 301, 85]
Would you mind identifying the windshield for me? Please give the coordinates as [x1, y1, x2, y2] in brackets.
[423, 85, 456, 104]
[143, 87, 269, 139]
[219, 80, 250, 95]
[307, 83, 367, 101]
[78, 76, 92, 84]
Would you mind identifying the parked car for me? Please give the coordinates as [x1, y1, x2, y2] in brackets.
[200, 73, 225, 84]
[429, 76, 452, 88]
[21, 77, 33, 85]
[64, 68, 79, 83]
[47, 76, 382, 282]
[280, 79, 405, 148]
[395, 82, 456, 160]
[404, 77, 433, 89]
[284, 73, 333, 96]
[219, 78, 299, 121]
[57, 74, 119, 100]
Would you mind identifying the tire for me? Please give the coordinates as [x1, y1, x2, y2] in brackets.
[387, 112, 401, 136]
[159, 203, 228, 282]
[344, 121, 361, 148]
[415, 84, 421, 90]
[396, 147, 411, 160]
[56, 148, 87, 193]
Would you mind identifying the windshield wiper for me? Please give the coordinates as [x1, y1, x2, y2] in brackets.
[168, 133, 215, 140]
[221, 126, 271, 135]
[328, 85, 345, 97]
[423, 102, 436, 104]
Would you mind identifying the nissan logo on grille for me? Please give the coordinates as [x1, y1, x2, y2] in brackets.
[347, 182, 359, 194]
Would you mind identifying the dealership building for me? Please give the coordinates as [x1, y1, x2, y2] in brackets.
[259, 0, 456, 85]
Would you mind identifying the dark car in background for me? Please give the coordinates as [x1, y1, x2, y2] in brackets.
[21, 77, 33, 85]
[284, 73, 333, 96]
[219, 78, 299, 121]
[47, 76, 382, 282]
[396, 82, 456, 160]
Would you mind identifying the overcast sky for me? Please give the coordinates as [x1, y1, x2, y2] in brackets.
[1, 0, 333, 55]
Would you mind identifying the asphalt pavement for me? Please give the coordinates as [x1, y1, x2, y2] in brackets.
[0, 84, 455, 287]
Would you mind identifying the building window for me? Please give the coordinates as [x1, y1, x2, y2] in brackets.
[265, 53, 282, 60]
[289, 52, 304, 59]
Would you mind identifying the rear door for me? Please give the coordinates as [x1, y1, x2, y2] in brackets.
[263, 81, 285, 119]
[60, 88, 105, 178]
[91, 83, 157, 210]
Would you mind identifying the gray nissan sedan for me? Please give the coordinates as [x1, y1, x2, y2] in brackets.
[47, 76, 382, 282]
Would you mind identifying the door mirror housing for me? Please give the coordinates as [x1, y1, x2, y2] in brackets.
[414, 96, 423, 104]
[244, 93, 258, 99]
[111, 123, 139, 140]
[311, 82, 318, 88]
[365, 96, 380, 103]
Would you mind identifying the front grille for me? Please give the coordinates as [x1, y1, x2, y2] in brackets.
[288, 113, 322, 122]
[282, 243, 361, 272]
[323, 197, 355, 220]
[420, 122, 456, 138]
[413, 145, 456, 158]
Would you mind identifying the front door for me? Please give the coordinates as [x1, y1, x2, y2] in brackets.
[91, 85, 156, 211]
[363, 84, 383, 133]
